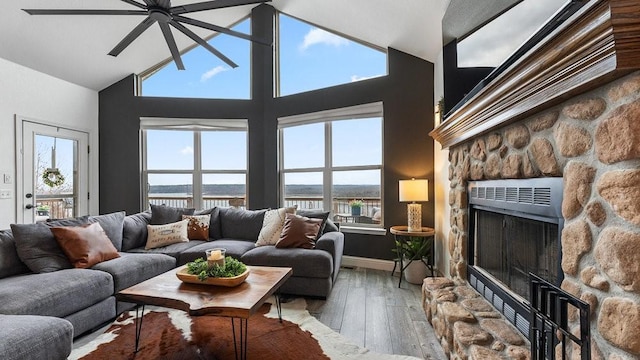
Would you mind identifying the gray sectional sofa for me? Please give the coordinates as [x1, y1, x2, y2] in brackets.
[0, 206, 344, 360]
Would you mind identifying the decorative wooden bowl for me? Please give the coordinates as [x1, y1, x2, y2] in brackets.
[176, 267, 250, 287]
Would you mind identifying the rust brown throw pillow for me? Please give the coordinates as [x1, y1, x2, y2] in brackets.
[50, 222, 120, 269]
[182, 214, 211, 240]
[276, 213, 322, 249]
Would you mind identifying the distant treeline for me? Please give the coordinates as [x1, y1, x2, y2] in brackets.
[150, 184, 380, 198]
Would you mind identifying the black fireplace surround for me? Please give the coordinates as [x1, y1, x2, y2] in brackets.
[467, 178, 564, 336]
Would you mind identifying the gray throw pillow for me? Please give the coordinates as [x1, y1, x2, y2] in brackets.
[122, 212, 151, 251]
[220, 208, 266, 241]
[88, 211, 126, 251]
[11, 217, 89, 273]
[150, 204, 195, 225]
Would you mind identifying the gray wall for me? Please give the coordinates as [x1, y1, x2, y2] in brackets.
[99, 5, 434, 260]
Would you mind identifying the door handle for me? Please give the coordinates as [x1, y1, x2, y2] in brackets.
[26, 193, 33, 198]
[25, 204, 34, 210]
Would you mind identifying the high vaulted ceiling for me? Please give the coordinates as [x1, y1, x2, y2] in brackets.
[0, 0, 449, 91]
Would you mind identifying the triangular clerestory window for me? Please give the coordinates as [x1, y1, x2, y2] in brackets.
[277, 13, 387, 97]
[140, 18, 251, 99]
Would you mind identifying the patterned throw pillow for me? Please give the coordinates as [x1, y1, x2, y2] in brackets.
[256, 207, 297, 246]
[181, 214, 211, 240]
[145, 219, 189, 250]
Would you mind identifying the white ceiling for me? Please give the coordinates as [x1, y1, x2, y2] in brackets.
[0, 0, 449, 91]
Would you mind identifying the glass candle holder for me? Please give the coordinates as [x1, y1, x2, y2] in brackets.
[205, 248, 226, 268]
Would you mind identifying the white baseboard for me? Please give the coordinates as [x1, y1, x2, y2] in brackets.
[341, 255, 397, 273]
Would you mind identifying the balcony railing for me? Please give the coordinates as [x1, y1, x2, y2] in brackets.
[35, 194, 75, 220]
[148, 195, 381, 221]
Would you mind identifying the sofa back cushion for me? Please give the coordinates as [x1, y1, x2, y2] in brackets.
[220, 208, 266, 241]
[88, 211, 126, 251]
[10, 217, 89, 273]
[122, 212, 151, 251]
[150, 204, 195, 225]
[0, 230, 30, 278]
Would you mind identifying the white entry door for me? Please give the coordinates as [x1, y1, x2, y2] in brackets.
[18, 120, 89, 223]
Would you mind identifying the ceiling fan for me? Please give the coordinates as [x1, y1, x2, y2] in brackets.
[23, 0, 272, 70]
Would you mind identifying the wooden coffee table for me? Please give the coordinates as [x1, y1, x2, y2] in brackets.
[116, 265, 292, 360]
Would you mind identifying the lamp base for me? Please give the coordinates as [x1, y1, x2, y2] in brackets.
[407, 203, 422, 232]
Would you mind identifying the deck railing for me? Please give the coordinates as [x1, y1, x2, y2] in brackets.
[148, 195, 381, 217]
[35, 195, 75, 220]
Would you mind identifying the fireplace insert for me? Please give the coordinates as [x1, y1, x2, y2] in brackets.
[467, 178, 564, 336]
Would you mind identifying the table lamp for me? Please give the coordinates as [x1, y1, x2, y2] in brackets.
[399, 178, 429, 232]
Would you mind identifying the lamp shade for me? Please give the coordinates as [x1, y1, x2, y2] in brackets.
[399, 179, 429, 202]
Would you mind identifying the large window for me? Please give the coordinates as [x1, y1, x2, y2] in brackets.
[140, 18, 251, 99]
[279, 103, 383, 228]
[456, 0, 565, 67]
[277, 13, 387, 96]
[141, 118, 248, 210]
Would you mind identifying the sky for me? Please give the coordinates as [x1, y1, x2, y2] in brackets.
[35, 135, 74, 194]
[142, 13, 387, 188]
[457, 0, 566, 67]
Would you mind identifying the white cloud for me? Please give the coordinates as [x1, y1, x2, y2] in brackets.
[200, 66, 229, 82]
[299, 28, 348, 51]
[180, 146, 194, 155]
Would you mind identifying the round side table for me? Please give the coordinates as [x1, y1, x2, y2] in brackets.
[390, 225, 435, 287]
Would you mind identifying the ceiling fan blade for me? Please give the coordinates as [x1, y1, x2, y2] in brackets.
[159, 22, 185, 70]
[170, 20, 238, 68]
[171, 0, 271, 15]
[120, 0, 147, 9]
[174, 15, 271, 46]
[109, 16, 157, 57]
[23, 9, 147, 16]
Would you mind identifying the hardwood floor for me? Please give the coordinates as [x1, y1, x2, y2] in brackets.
[305, 267, 447, 359]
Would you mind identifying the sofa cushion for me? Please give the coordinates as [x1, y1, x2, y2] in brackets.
[145, 220, 189, 249]
[122, 212, 151, 251]
[182, 214, 210, 240]
[51, 223, 121, 268]
[92, 252, 176, 292]
[0, 268, 113, 317]
[256, 207, 296, 246]
[150, 204, 195, 225]
[178, 239, 257, 266]
[220, 208, 266, 241]
[10, 218, 89, 273]
[0, 314, 73, 360]
[241, 246, 333, 279]
[276, 214, 322, 249]
[126, 240, 206, 260]
[88, 211, 126, 250]
[0, 230, 29, 279]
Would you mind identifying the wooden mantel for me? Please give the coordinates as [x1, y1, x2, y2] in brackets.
[430, 0, 640, 149]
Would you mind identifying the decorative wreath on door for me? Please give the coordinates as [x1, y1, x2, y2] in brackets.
[42, 168, 65, 187]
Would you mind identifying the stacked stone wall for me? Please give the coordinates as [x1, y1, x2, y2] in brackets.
[441, 71, 640, 359]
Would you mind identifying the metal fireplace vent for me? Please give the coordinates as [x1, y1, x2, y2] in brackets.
[469, 177, 563, 219]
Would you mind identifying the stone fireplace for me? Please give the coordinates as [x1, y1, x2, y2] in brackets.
[427, 1, 640, 359]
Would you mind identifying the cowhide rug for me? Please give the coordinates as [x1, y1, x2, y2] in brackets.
[70, 298, 422, 360]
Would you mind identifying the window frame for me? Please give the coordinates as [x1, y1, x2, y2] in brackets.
[140, 118, 248, 210]
[278, 102, 384, 229]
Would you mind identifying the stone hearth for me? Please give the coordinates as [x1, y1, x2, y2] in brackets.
[433, 71, 640, 360]
[428, 2, 640, 358]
